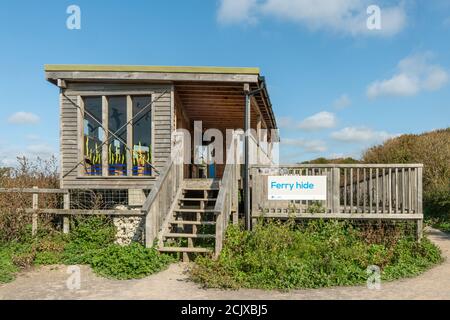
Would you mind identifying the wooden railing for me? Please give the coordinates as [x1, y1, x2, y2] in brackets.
[0, 187, 144, 236]
[251, 164, 423, 219]
[143, 133, 184, 247]
[214, 134, 239, 257]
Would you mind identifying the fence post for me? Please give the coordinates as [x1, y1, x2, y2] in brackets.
[416, 166, 423, 241]
[332, 168, 340, 214]
[32, 186, 38, 236]
[63, 192, 70, 234]
[232, 134, 239, 225]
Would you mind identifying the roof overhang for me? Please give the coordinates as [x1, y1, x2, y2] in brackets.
[45, 64, 260, 84]
[45, 64, 277, 130]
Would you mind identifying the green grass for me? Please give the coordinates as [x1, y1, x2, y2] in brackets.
[0, 216, 174, 283]
[190, 220, 443, 290]
[0, 245, 19, 283]
[433, 220, 450, 233]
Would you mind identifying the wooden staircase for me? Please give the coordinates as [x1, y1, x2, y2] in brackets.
[158, 179, 220, 260]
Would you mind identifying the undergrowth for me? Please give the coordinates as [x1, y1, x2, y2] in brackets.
[190, 220, 443, 290]
[0, 216, 174, 283]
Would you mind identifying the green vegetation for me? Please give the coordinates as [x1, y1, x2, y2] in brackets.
[0, 157, 173, 284]
[304, 128, 450, 231]
[363, 128, 450, 221]
[191, 220, 442, 290]
[302, 157, 360, 165]
[0, 216, 174, 284]
[91, 243, 173, 280]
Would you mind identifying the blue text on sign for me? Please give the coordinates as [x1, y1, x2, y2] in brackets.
[270, 181, 315, 191]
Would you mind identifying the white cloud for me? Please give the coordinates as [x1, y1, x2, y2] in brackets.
[217, 0, 258, 24]
[328, 152, 345, 159]
[282, 138, 327, 152]
[217, 0, 407, 36]
[26, 144, 55, 157]
[0, 142, 56, 167]
[367, 52, 449, 99]
[7, 112, 40, 125]
[278, 116, 295, 129]
[298, 111, 336, 131]
[331, 126, 396, 143]
[333, 94, 351, 109]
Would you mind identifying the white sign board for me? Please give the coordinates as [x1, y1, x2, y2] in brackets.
[268, 176, 327, 200]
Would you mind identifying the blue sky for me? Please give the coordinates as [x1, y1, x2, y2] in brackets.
[0, 0, 449, 166]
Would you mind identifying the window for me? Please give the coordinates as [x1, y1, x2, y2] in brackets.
[81, 94, 152, 177]
[83, 97, 103, 176]
[132, 96, 152, 176]
[108, 96, 127, 176]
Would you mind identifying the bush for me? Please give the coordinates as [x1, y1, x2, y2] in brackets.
[91, 243, 174, 280]
[0, 215, 174, 283]
[62, 216, 116, 265]
[190, 220, 442, 290]
[0, 157, 59, 243]
[362, 128, 450, 220]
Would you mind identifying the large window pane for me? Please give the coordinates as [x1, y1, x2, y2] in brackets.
[83, 97, 103, 175]
[108, 96, 127, 176]
[132, 96, 152, 176]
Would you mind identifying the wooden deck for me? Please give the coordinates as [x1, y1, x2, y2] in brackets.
[251, 164, 424, 238]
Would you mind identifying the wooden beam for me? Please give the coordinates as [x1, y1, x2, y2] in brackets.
[252, 164, 424, 168]
[253, 213, 424, 220]
[0, 188, 69, 194]
[46, 71, 259, 84]
[24, 209, 144, 216]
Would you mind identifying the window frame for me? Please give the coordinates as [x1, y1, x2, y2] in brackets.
[78, 93, 154, 178]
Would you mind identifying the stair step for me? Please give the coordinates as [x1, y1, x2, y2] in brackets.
[183, 187, 219, 191]
[158, 247, 213, 253]
[180, 198, 217, 201]
[164, 233, 216, 239]
[170, 220, 216, 225]
[174, 208, 216, 213]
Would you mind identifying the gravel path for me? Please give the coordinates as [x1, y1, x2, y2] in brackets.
[1, 228, 449, 300]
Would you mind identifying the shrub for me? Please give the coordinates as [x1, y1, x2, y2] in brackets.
[362, 128, 450, 220]
[0, 157, 59, 243]
[0, 214, 175, 283]
[91, 243, 174, 280]
[191, 220, 443, 290]
[62, 216, 116, 265]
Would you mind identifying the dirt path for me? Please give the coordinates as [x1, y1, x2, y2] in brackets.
[1, 228, 449, 300]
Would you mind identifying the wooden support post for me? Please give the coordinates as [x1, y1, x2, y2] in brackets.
[215, 213, 223, 259]
[126, 95, 133, 177]
[32, 186, 38, 236]
[243, 83, 251, 231]
[332, 168, 340, 214]
[256, 114, 261, 164]
[417, 167, 423, 241]
[102, 96, 109, 177]
[416, 219, 423, 242]
[63, 193, 70, 234]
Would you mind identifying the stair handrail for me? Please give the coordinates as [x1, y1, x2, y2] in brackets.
[213, 133, 240, 257]
[143, 133, 184, 247]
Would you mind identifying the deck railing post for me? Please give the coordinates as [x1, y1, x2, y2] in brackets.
[332, 167, 340, 214]
[417, 166, 423, 241]
[32, 186, 38, 236]
[63, 192, 70, 234]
